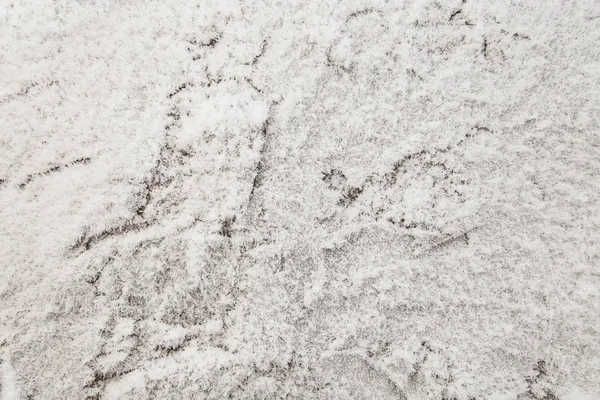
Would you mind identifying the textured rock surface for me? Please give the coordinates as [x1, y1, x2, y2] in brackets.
[1, 0, 599, 399]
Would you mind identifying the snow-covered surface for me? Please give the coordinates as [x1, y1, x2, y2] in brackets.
[1, 0, 599, 399]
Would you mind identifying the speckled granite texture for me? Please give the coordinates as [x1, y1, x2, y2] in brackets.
[1, 1, 599, 399]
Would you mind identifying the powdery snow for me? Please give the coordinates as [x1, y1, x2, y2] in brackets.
[1, 0, 599, 399]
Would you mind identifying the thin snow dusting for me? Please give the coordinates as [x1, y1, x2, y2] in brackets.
[1, 0, 599, 399]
